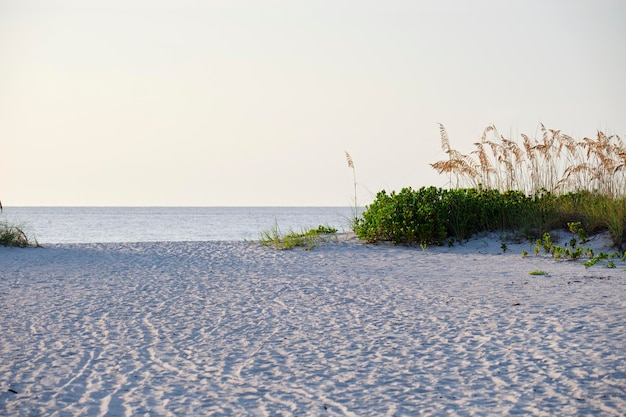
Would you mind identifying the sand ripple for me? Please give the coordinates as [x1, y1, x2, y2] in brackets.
[1, 240, 625, 416]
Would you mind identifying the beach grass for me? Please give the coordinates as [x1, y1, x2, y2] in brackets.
[432, 123, 625, 198]
[259, 224, 338, 250]
[0, 221, 38, 247]
[345, 151, 359, 231]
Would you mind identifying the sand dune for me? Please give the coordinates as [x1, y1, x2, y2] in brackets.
[1, 235, 625, 416]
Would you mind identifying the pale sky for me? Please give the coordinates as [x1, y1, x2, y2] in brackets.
[1, 0, 625, 206]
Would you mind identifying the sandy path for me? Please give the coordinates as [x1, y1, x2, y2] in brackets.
[1, 238, 625, 416]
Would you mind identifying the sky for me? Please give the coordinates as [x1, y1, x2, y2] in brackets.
[1, 0, 625, 206]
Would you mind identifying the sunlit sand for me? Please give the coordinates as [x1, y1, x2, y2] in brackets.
[1, 234, 625, 416]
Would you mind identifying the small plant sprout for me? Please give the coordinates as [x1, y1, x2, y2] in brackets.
[529, 270, 549, 276]
[500, 242, 508, 253]
[568, 221, 588, 243]
[521, 249, 528, 258]
[570, 247, 583, 259]
[584, 253, 609, 268]
[542, 233, 553, 253]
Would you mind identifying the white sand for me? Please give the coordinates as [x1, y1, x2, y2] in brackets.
[1, 233, 625, 416]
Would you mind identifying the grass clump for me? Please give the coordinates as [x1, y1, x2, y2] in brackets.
[0, 221, 38, 247]
[259, 224, 337, 250]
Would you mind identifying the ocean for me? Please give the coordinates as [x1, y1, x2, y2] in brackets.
[0, 207, 358, 244]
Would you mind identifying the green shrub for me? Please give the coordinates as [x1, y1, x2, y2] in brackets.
[356, 187, 542, 245]
[355, 187, 626, 248]
[355, 187, 448, 245]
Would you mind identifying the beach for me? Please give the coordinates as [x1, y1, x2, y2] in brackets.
[1, 235, 625, 416]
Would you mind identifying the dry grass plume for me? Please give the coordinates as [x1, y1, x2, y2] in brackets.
[432, 123, 626, 198]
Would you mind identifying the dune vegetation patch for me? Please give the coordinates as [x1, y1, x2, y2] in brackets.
[354, 124, 626, 258]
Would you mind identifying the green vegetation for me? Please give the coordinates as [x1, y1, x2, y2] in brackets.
[529, 270, 549, 276]
[529, 223, 625, 267]
[259, 224, 338, 250]
[354, 186, 625, 248]
[584, 253, 611, 269]
[0, 221, 39, 248]
[354, 124, 626, 251]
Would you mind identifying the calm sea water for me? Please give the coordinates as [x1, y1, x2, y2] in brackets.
[0, 207, 357, 244]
